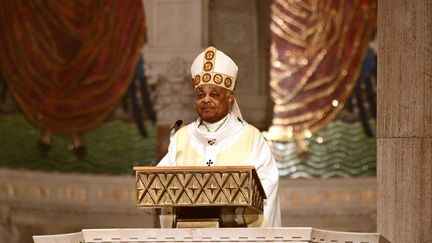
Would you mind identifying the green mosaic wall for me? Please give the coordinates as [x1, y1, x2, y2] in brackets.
[0, 114, 376, 178]
[271, 121, 376, 178]
[0, 114, 155, 174]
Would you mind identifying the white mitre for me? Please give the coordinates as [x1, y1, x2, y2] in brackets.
[190, 46, 243, 119]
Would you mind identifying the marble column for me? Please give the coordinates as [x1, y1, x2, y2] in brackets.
[377, 1, 432, 242]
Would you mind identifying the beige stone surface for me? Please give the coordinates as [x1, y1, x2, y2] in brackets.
[377, 138, 432, 243]
[33, 232, 83, 243]
[377, 0, 432, 138]
[377, 1, 432, 242]
[279, 177, 377, 232]
[33, 227, 387, 243]
[0, 169, 155, 243]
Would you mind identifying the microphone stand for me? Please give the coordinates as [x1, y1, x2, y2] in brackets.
[151, 120, 183, 166]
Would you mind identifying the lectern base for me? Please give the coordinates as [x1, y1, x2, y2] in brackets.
[176, 218, 220, 228]
[159, 207, 260, 228]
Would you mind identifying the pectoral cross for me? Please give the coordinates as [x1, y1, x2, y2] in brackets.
[206, 159, 214, 166]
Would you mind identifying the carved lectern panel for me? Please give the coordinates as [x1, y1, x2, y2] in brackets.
[134, 166, 265, 213]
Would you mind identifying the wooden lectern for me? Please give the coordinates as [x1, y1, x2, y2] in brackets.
[133, 166, 266, 228]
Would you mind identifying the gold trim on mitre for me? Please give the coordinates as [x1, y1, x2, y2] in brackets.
[191, 46, 237, 91]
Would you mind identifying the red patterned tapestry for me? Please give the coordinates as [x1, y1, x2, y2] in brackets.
[0, 0, 146, 134]
[266, 0, 376, 142]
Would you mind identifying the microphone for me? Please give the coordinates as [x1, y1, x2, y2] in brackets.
[151, 119, 183, 166]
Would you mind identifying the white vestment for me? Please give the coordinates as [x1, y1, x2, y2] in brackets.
[159, 114, 281, 227]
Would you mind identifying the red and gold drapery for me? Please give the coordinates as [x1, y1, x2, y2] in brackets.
[0, 0, 146, 134]
[266, 0, 376, 141]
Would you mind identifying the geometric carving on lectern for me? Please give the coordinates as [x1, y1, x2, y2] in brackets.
[215, 189, 229, 204]
[194, 172, 212, 203]
[159, 192, 172, 204]
[235, 172, 248, 203]
[149, 175, 165, 203]
[240, 187, 249, 203]
[158, 173, 174, 189]
[233, 171, 249, 189]
[225, 174, 235, 203]
[193, 172, 209, 186]
[175, 191, 187, 204]
[237, 172, 250, 204]
[177, 173, 193, 187]
[251, 178, 264, 210]
[135, 166, 266, 213]
[185, 174, 204, 203]
[222, 175, 239, 202]
[167, 175, 183, 203]
[213, 172, 225, 186]
[202, 175, 222, 202]
[137, 176, 146, 203]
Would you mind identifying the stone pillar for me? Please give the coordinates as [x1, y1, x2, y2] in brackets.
[142, 0, 208, 161]
[209, 0, 272, 129]
[377, 1, 432, 242]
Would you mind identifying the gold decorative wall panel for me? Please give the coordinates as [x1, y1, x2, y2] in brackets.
[266, 0, 377, 141]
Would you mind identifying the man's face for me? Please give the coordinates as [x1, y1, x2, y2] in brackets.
[194, 85, 234, 123]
